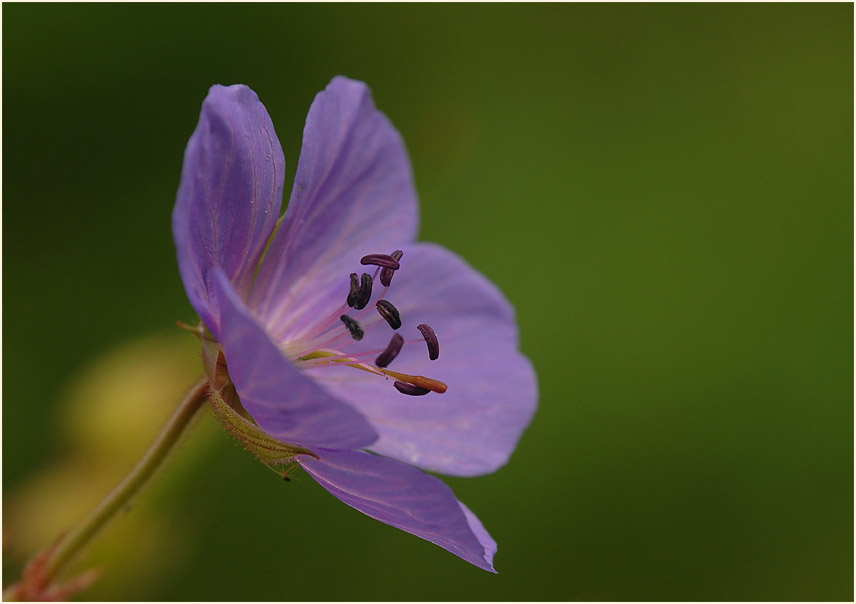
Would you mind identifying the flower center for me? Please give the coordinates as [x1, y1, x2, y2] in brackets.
[286, 251, 446, 397]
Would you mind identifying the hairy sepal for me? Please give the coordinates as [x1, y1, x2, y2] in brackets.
[208, 388, 317, 466]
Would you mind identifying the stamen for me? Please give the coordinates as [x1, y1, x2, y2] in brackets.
[380, 250, 404, 287]
[339, 315, 364, 340]
[417, 323, 440, 360]
[376, 299, 402, 330]
[356, 273, 373, 309]
[299, 350, 386, 377]
[288, 252, 448, 397]
[347, 272, 373, 310]
[375, 333, 404, 368]
[382, 368, 447, 394]
[393, 381, 430, 396]
[361, 253, 401, 270]
[346, 273, 360, 307]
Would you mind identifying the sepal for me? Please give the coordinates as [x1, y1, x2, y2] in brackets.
[207, 389, 317, 468]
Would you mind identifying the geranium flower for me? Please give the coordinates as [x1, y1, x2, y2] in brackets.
[172, 77, 537, 572]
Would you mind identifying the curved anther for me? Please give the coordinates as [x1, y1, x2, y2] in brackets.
[380, 250, 404, 287]
[360, 253, 400, 270]
[376, 333, 404, 368]
[393, 381, 430, 396]
[376, 299, 402, 330]
[417, 323, 439, 360]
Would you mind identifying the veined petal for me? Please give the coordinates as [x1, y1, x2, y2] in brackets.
[173, 84, 285, 335]
[302, 449, 497, 573]
[213, 269, 377, 450]
[308, 243, 538, 477]
[251, 76, 419, 337]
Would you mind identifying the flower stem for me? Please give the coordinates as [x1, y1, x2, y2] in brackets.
[41, 377, 210, 585]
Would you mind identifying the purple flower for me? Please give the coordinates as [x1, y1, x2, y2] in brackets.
[172, 77, 537, 572]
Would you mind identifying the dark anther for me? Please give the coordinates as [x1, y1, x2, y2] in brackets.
[417, 324, 440, 360]
[340, 315, 364, 341]
[355, 273, 373, 310]
[376, 299, 402, 330]
[375, 333, 404, 368]
[346, 273, 360, 307]
[360, 253, 401, 270]
[393, 381, 430, 396]
[347, 273, 372, 309]
[379, 250, 404, 287]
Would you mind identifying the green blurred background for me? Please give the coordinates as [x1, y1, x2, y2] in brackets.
[3, 3, 852, 601]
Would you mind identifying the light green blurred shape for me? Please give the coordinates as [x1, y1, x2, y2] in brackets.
[4, 333, 217, 599]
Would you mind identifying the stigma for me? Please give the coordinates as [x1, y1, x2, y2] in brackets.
[289, 250, 446, 397]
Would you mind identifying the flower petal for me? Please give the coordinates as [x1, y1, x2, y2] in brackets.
[212, 269, 378, 450]
[307, 243, 538, 476]
[173, 84, 285, 335]
[302, 448, 497, 572]
[251, 76, 419, 336]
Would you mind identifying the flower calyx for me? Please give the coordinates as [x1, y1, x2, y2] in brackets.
[208, 388, 318, 476]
